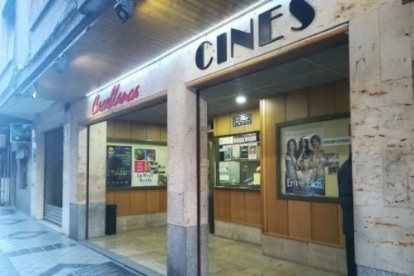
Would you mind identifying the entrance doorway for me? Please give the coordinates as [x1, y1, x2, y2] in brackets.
[44, 127, 64, 226]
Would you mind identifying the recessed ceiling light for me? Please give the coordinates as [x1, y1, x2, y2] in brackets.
[32, 91, 37, 99]
[236, 96, 246, 104]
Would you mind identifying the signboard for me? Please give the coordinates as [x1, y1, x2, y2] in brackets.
[233, 114, 252, 127]
[10, 123, 32, 143]
[91, 83, 140, 115]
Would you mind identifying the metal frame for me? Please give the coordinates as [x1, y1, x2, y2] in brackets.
[275, 113, 350, 203]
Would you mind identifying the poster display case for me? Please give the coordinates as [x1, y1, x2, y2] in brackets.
[216, 132, 261, 190]
[276, 113, 350, 202]
[106, 139, 168, 190]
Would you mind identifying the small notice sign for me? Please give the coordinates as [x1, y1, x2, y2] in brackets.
[233, 114, 252, 127]
[323, 137, 351, 147]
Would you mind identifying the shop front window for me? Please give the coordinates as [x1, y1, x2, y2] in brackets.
[216, 132, 260, 189]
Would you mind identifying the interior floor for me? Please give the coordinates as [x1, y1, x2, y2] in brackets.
[90, 227, 341, 276]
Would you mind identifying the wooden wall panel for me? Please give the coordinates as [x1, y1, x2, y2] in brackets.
[146, 125, 161, 141]
[115, 120, 132, 139]
[308, 83, 335, 117]
[288, 201, 312, 239]
[107, 120, 116, 138]
[160, 127, 168, 142]
[338, 205, 346, 247]
[262, 96, 288, 235]
[131, 123, 147, 140]
[215, 189, 231, 220]
[311, 203, 339, 244]
[159, 189, 167, 212]
[130, 190, 146, 214]
[286, 89, 308, 120]
[146, 190, 160, 213]
[106, 191, 115, 204]
[334, 79, 350, 114]
[245, 191, 261, 227]
[230, 190, 245, 223]
[215, 114, 231, 136]
[114, 191, 131, 216]
[244, 108, 260, 132]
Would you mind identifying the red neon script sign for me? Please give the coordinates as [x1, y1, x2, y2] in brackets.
[91, 83, 140, 115]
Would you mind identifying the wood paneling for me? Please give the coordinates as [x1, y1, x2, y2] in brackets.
[288, 201, 312, 239]
[245, 191, 261, 227]
[131, 123, 147, 140]
[261, 80, 348, 248]
[338, 205, 346, 246]
[334, 79, 350, 114]
[107, 120, 116, 138]
[215, 114, 231, 136]
[114, 191, 131, 216]
[215, 189, 231, 220]
[146, 190, 160, 213]
[146, 125, 162, 141]
[130, 190, 146, 214]
[106, 189, 167, 216]
[159, 189, 167, 212]
[308, 83, 335, 117]
[262, 96, 288, 235]
[160, 127, 167, 142]
[311, 203, 339, 244]
[244, 108, 260, 132]
[230, 190, 245, 223]
[215, 108, 260, 136]
[115, 120, 132, 139]
[106, 192, 115, 204]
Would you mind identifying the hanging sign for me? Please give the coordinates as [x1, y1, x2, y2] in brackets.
[233, 113, 252, 127]
[10, 124, 32, 143]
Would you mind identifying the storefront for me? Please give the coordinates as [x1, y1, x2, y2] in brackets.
[32, 1, 414, 276]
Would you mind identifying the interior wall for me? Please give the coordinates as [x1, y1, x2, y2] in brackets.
[106, 119, 167, 217]
[212, 108, 262, 228]
[261, 79, 349, 248]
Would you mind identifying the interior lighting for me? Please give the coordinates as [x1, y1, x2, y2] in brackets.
[236, 96, 246, 104]
[86, 0, 270, 97]
[32, 91, 37, 99]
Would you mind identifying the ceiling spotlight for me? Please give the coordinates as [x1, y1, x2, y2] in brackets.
[114, 0, 136, 23]
[32, 91, 37, 99]
[53, 54, 67, 73]
[236, 96, 246, 104]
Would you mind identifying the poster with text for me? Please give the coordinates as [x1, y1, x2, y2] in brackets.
[134, 160, 146, 173]
[134, 148, 146, 160]
[279, 117, 350, 199]
[283, 128, 325, 196]
[106, 145, 132, 187]
[132, 145, 168, 187]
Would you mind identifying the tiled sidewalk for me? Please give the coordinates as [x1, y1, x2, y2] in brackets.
[0, 207, 143, 276]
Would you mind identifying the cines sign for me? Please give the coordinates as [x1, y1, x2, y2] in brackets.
[195, 0, 316, 70]
[91, 83, 140, 115]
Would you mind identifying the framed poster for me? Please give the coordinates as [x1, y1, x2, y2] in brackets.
[106, 145, 132, 187]
[276, 114, 350, 202]
[10, 123, 32, 143]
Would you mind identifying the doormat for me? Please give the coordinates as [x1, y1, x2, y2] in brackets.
[72, 262, 145, 276]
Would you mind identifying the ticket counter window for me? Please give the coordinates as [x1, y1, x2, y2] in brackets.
[216, 132, 260, 189]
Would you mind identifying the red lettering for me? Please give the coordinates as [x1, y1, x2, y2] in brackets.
[90, 83, 141, 115]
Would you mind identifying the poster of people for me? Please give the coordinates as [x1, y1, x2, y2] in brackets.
[133, 146, 167, 187]
[283, 128, 326, 196]
[106, 145, 132, 187]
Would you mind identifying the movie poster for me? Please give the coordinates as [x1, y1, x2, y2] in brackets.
[283, 128, 325, 196]
[106, 145, 132, 187]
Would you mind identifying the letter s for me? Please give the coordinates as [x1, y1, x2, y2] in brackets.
[289, 0, 315, 31]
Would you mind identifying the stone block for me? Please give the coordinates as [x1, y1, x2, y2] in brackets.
[262, 234, 346, 275]
[214, 220, 261, 245]
[334, 0, 390, 25]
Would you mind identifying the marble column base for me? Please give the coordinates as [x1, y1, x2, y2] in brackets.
[167, 223, 208, 276]
[357, 266, 408, 276]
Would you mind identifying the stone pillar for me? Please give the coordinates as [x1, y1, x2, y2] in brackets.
[167, 84, 208, 276]
[349, 2, 414, 276]
[30, 128, 44, 220]
[87, 122, 107, 239]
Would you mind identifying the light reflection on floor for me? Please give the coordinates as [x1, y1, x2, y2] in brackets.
[90, 227, 341, 276]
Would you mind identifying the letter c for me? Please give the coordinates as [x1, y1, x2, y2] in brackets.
[195, 41, 213, 70]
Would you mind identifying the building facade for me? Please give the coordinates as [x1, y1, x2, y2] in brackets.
[1, 1, 414, 276]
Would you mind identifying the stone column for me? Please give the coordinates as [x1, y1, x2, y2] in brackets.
[349, 2, 414, 276]
[167, 84, 208, 276]
[30, 128, 44, 220]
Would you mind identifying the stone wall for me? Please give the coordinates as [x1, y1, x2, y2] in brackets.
[350, 2, 414, 276]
